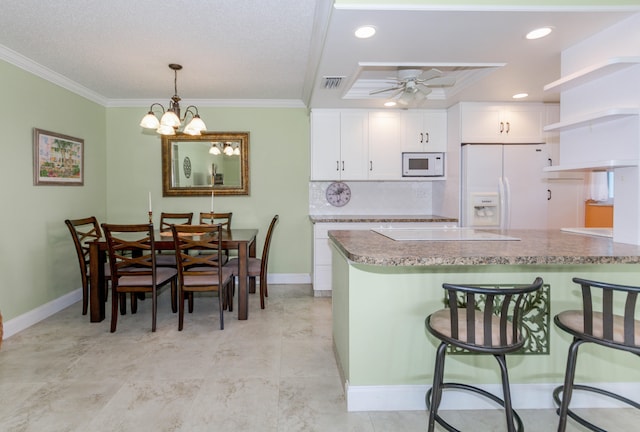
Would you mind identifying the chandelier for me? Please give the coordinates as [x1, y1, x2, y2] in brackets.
[139, 64, 207, 136]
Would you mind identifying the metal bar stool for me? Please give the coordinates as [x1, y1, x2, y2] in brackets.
[554, 277, 640, 431]
[425, 277, 544, 432]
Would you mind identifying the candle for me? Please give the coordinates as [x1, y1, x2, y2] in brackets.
[210, 190, 214, 213]
[148, 192, 152, 212]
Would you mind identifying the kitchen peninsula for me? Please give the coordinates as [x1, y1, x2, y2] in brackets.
[329, 228, 640, 411]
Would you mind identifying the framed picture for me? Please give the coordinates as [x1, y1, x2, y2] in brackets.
[33, 128, 84, 186]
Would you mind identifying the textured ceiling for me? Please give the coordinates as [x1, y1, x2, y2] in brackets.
[0, 1, 637, 109]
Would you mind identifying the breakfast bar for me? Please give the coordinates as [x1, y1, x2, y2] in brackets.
[328, 228, 640, 411]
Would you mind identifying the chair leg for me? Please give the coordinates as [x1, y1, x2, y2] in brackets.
[188, 292, 194, 313]
[151, 289, 157, 332]
[556, 337, 584, 432]
[427, 341, 447, 432]
[228, 278, 235, 312]
[259, 275, 266, 309]
[110, 290, 119, 333]
[178, 288, 185, 331]
[170, 279, 177, 313]
[82, 282, 88, 315]
[219, 287, 225, 330]
[495, 354, 517, 432]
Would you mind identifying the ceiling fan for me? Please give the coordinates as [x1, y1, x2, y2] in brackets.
[369, 68, 456, 105]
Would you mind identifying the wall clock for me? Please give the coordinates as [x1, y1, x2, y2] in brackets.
[326, 182, 351, 207]
[183, 157, 192, 179]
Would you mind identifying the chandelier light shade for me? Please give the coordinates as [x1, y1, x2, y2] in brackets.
[139, 64, 207, 136]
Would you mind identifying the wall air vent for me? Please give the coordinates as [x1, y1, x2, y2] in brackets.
[321, 76, 344, 89]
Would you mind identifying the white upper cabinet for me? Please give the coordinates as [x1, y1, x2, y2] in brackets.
[310, 110, 368, 180]
[368, 111, 402, 180]
[460, 102, 545, 143]
[401, 110, 447, 152]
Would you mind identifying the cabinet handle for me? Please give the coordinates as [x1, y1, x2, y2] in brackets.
[336, 161, 340, 171]
[505, 122, 510, 133]
[420, 132, 423, 143]
[370, 161, 373, 171]
[499, 122, 504, 133]
[548, 157, 553, 166]
[425, 132, 429, 143]
[342, 161, 345, 171]
[547, 189, 552, 201]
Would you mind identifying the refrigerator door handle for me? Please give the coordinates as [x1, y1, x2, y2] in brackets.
[499, 177, 511, 229]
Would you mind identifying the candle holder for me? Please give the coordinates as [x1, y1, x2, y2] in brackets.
[148, 211, 153, 224]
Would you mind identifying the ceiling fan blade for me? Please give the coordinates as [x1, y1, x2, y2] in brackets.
[423, 76, 456, 87]
[417, 86, 432, 96]
[419, 68, 442, 81]
[370, 85, 403, 95]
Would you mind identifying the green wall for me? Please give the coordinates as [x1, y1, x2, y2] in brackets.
[106, 106, 311, 277]
[0, 60, 312, 323]
[0, 60, 107, 321]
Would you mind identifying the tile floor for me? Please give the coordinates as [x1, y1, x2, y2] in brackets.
[0, 284, 636, 431]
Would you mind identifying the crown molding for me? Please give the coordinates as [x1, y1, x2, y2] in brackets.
[107, 98, 307, 109]
[0, 44, 108, 106]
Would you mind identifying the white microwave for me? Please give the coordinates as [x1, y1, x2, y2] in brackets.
[402, 152, 444, 177]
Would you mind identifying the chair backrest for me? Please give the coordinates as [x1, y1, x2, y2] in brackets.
[65, 216, 102, 276]
[570, 277, 640, 349]
[171, 224, 225, 285]
[199, 212, 232, 231]
[101, 223, 156, 282]
[441, 277, 543, 352]
[160, 212, 193, 232]
[260, 215, 279, 271]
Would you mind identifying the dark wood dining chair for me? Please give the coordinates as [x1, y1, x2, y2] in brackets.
[226, 214, 279, 309]
[171, 223, 235, 330]
[554, 277, 640, 431]
[155, 212, 193, 267]
[65, 216, 110, 315]
[199, 212, 233, 263]
[425, 277, 544, 432]
[101, 223, 178, 332]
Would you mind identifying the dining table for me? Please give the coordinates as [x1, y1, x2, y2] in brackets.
[88, 228, 258, 322]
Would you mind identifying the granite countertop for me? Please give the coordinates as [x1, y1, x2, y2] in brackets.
[309, 214, 458, 223]
[328, 228, 640, 266]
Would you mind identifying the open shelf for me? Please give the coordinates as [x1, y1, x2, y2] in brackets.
[544, 57, 640, 93]
[543, 108, 639, 132]
[543, 159, 638, 172]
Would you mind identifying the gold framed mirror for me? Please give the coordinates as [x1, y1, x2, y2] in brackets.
[162, 132, 249, 196]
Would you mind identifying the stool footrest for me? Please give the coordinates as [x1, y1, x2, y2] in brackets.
[426, 383, 524, 432]
[553, 384, 640, 432]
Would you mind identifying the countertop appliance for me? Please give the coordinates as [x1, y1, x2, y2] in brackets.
[461, 143, 548, 229]
[402, 152, 444, 177]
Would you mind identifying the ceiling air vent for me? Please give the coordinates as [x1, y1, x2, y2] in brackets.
[321, 76, 344, 89]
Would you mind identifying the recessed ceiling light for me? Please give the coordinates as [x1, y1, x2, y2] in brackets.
[384, 101, 397, 107]
[355, 25, 376, 39]
[526, 27, 553, 40]
[512, 93, 529, 99]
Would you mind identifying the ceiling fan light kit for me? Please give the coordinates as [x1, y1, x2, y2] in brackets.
[139, 64, 208, 136]
[370, 67, 455, 107]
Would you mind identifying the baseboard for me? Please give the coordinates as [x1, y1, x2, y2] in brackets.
[268, 273, 311, 284]
[345, 382, 640, 412]
[3, 288, 81, 339]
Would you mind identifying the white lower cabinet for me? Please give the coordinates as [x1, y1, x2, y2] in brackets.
[312, 221, 453, 294]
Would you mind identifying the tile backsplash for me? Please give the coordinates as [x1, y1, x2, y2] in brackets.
[309, 181, 444, 215]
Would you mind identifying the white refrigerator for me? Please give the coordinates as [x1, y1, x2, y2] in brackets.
[461, 143, 549, 229]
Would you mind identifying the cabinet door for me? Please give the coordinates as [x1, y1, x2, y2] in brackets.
[460, 103, 504, 143]
[422, 110, 447, 152]
[503, 105, 544, 143]
[547, 179, 584, 229]
[310, 110, 341, 180]
[368, 111, 402, 180]
[401, 110, 447, 152]
[340, 111, 369, 180]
